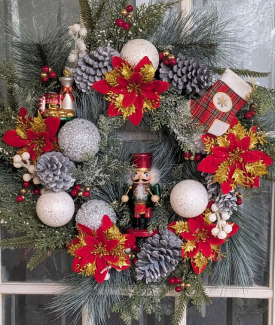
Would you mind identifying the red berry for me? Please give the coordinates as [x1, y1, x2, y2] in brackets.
[123, 22, 131, 30]
[175, 286, 182, 293]
[175, 278, 182, 284]
[49, 71, 56, 79]
[71, 189, 78, 197]
[244, 112, 252, 119]
[184, 152, 191, 159]
[250, 110, 256, 116]
[163, 58, 170, 66]
[131, 244, 139, 252]
[133, 258, 138, 264]
[33, 188, 41, 195]
[83, 191, 90, 197]
[23, 181, 30, 187]
[236, 198, 243, 205]
[74, 184, 82, 191]
[170, 58, 177, 65]
[194, 153, 203, 162]
[17, 195, 24, 202]
[42, 66, 49, 73]
[159, 52, 164, 60]
[116, 18, 124, 27]
[41, 77, 49, 82]
[168, 277, 176, 285]
[126, 4, 133, 12]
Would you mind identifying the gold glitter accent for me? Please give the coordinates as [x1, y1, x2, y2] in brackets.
[140, 63, 155, 83]
[245, 160, 269, 177]
[213, 160, 229, 184]
[192, 252, 208, 272]
[120, 63, 134, 80]
[232, 168, 245, 186]
[203, 136, 218, 154]
[169, 221, 190, 235]
[246, 78, 257, 102]
[79, 262, 97, 277]
[203, 209, 212, 225]
[105, 69, 120, 87]
[30, 112, 47, 134]
[182, 241, 196, 254]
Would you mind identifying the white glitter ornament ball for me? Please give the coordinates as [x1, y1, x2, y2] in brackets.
[76, 199, 117, 230]
[120, 39, 159, 70]
[58, 119, 100, 162]
[170, 180, 208, 218]
[36, 191, 75, 227]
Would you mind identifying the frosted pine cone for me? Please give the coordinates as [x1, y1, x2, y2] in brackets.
[35, 152, 75, 192]
[73, 46, 120, 93]
[159, 54, 215, 94]
[216, 190, 237, 215]
[203, 173, 220, 199]
[136, 229, 183, 283]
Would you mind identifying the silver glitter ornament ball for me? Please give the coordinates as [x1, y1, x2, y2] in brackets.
[75, 199, 117, 230]
[58, 118, 100, 162]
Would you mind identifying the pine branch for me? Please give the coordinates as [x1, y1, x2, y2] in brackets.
[213, 67, 269, 78]
[27, 250, 49, 270]
[0, 235, 36, 249]
[151, 7, 245, 67]
[172, 291, 189, 325]
[131, 1, 178, 40]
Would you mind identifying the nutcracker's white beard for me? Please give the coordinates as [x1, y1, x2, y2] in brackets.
[136, 184, 146, 200]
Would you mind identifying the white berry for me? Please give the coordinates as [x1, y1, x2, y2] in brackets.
[21, 152, 30, 160]
[125, 248, 131, 253]
[79, 27, 87, 37]
[218, 231, 227, 239]
[33, 176, 41, 185]
[219, 220, 226, 227]
[23, 173, 32, 182]
[13, 162, 22, 168]
[211, 203, 219, 212]
[223, 224, 233, 234]
[13, 154, 22, 163]
[208, 213, 217, 222]
[221, 211, 230, 220]
[211, 227, 219, 237]
[71, 23, 81, 33]
[28, 165, 36, 174]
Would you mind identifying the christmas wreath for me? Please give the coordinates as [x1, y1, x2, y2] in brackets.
[0, 1, 274, 324]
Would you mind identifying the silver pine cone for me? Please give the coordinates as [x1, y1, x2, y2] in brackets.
[159, 54, 215, 94]
[216, 190, 237, 215]
[203, 173, 220, 199]
[35, 152, 75, 192]
[136, 229, 183, 283]
[73, 46, 120, 93]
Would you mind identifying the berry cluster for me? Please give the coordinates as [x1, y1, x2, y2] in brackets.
[41, 66, 56, 83]
[116, 5, 133, 30]
[184, 152, 203, 162]
[244, 109, 256, 119]
[71, 185, 91, 198]
[17, 182, 41, 202]
[13, 152, 42, 202]
[159, 50, 177, 66]
[125, 243, 139, 264]
[168, 277, 191, 293]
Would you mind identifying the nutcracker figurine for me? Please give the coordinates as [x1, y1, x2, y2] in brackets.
[121, 153, 161, 237]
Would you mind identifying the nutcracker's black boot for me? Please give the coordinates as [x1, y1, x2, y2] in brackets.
[134, 218, 141, 229]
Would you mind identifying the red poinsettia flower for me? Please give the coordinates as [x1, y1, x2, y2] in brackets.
[168, 213, 239, 274]
[92, 56, 169, 126]
[198, 129, 273, 194]
[3, 107, 60, 162]
[69, 215, 136, 283]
